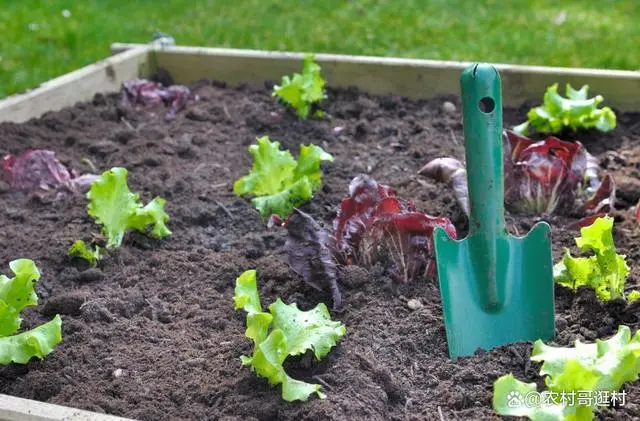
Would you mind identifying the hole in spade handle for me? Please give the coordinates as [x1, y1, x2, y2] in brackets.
[478, 97, 495, 113]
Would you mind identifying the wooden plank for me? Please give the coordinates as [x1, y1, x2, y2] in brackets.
[0, 394, 136, 421]
[0, 46, 151, 124]
[112, 43, 640, 112]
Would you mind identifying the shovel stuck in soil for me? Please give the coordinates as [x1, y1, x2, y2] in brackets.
[433, 64, 555, 359]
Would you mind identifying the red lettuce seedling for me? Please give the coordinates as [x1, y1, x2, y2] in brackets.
[283, 208, 341, 309]
[421, 130, 614, 222]
[332, 174, 457, 283]
[279, 175, 456, 307]
[121, 79, 198, 120]
[2, 149, 98, 199]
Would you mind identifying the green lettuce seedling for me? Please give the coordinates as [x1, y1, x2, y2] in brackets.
[272, 54, 327, 119]
[233, 136, 333, 219]
[234, 269, 346, 402]
[0, 259, 62, 364]
[513, 83, 616, 136]
[67, 240, 103, 267]
[553, 216, 638, 301]
[86, 167, 171, 249]
[493, 325, 640, 420]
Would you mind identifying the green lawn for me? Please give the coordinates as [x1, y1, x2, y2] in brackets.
[1, 0, 638, 99]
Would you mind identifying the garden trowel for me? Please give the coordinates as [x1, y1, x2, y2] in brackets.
[433, 63, 555, 359]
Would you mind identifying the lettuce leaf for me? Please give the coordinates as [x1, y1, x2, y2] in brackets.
[233, 137, 333, 219]
[67, 240, 103, 267]
[493, 374, 570, 421]
[0, 259, 62, 365]
[272, 54, 327, 119]
[553, 216, 630, 301]
[494, 325, 640, 420]
[0, 315, 63, 365]
[87, 167, 171, 249]
[513, 83, 616, 136]
[234, 269, 346, 401]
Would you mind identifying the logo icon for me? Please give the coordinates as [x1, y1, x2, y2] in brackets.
[506, 391, 523, 408]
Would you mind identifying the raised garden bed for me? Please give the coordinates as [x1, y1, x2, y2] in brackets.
[1, 44, 640, 421]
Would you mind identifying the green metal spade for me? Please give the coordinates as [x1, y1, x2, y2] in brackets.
[433, 63, 555, 359]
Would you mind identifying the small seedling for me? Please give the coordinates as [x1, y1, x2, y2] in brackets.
[233, 136, 333, 219]
[234, 269, 346, 402]
[67, 239, 103, 267]
[272, 54, 327, 119]
[553, 216, 639, 301]
[68, 167, 171, 264]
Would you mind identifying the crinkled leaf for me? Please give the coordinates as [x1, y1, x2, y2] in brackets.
[233, 270, 273, 346]
[272, 54, 326, 119]
[493, 374, 568, 421]
[284, 209, 341, 309]
[67, 240, 102, 267]
[293, 144, 334, 189]
[0, 260, 62, 365]
[553, 250, 598, 292]
[553, 216, 629, 301]
[129, 197, 172, 239]
[234, 270, 345, 401]
[0, 314, 62, 365]
[532, 325, 640, 393]
[494, 326, 640, 420]
[240, 329, 324, 402]
[234, 136, 333, 218]
[514, 83, 617, 135]
[251, 178, 313, 218]
[233, 137, 298, 197]
[504, 130, 588, 215]
[269, 298, 346, 359]
[627, 290, 640, 302]
[0, 259, 40, 336]
[121, 79, 198, 120]
[87, 167, 171, 249]
[233, 269, 263, 314]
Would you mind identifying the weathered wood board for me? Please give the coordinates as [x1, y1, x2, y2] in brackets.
[0, 394, 135, 421]
[113, 43, 640, 112]
[0, 45, 150, 124]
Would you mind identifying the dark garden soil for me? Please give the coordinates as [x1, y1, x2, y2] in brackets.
[1, 77, 640, 421]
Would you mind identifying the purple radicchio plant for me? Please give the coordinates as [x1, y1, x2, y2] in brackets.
[420, 129, 615, 225]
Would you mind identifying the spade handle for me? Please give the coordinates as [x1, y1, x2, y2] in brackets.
[460, 64, 506, 236]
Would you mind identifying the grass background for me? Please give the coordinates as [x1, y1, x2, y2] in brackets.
[1, 0, 638, 99]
